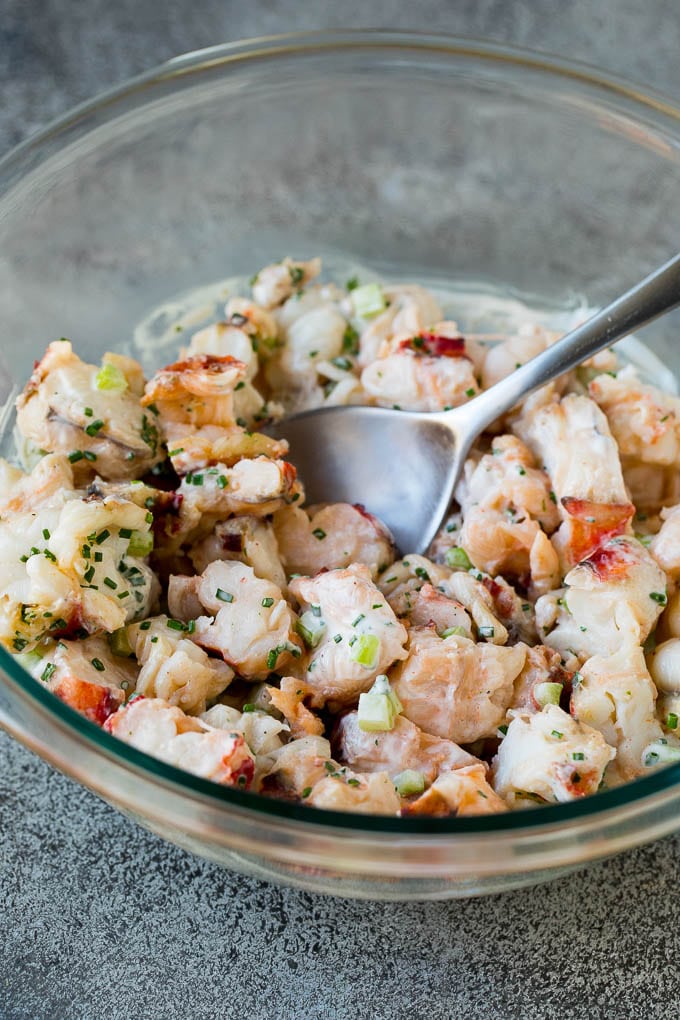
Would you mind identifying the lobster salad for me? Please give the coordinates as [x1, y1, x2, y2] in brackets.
[5, 255, 680, 817]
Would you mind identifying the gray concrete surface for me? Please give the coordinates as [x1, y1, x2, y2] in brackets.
[1, 2, 680, 1017]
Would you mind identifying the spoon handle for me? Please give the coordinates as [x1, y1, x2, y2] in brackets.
[452, 252, 680, 434]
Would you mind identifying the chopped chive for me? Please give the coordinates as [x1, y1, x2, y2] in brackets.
[119, 527, 132, 539]
[650, 591, 667, 605]
[572, 752, 585, 760]
[103, 577, 117, 589]
[242, 703, 256, 713]
[551, 730, 563, 739]
[140, 414, 159, 455]
[549, 491, 557, 504]
[312, 528, 326, 540]
[42, 529, 50, 540]
[372, 603, 383, 610]
[91, 658, 105, 672]
[13, 637, 28, 651]
[41, 663, 56, 682]
[43, 549, 56, 562]
[68, 450, 84, 463]
[216, 589, 234, 603]
[117, 591, 130, 600]
[261, 597, 274, 608]
[352, 613, 365, 627]
[334, 634, 342, 643]
[145, 512, 154, 524]
[166, 619, 185, 631]
[168, 448, 184, 457]
[301, 786, 312, 799]
[190, 474, 204, 486]
[478, 626, 495, 639]
[85, 419, 105, 436]
[667, 712, 679, 730]
[217, 475, 228, 489]
[414, 566, 430, 582]
[465, 387, 476, 397]
[139, 621, 151, 630]
[95, 529, 110, 545]
[94, 551, 103, 562]
[84, 407, 93, 417]
[342, 324, 359, 354]
[84, 566, 95, 583]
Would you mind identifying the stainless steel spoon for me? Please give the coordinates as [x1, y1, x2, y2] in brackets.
[267, 254, 680, 554]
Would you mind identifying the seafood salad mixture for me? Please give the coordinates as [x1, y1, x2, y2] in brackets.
[5, 255, 680, 817]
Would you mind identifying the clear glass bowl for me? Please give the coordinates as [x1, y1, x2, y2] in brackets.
[2, 31, 680, 900]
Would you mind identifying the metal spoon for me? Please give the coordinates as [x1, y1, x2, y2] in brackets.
[267, 254, 680, 554]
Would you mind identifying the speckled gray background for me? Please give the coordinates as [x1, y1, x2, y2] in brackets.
[2, 2, 680, 1018]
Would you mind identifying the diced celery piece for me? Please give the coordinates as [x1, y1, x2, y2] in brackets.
[394, 769, 426, 796]
[94, 362, 128, 392]
[247, 683, 275, 715]
[445, 547, 472, 570]
[644, 739, 680, 767]
[14, 650, 44, 676]
[127, 529, 153, 558]
[351, 283, 386, 319]
[357, 691, 396, 732]
[440, 625, 469, 639]
[371, 673, 403, 715]
[534, 682, 563, 707]
[295, 610, 326, 649]
[350, 633, 380, 669]
[109, 627, 134, 658]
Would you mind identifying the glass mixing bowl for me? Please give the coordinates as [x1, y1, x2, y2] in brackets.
[2, 31, 680, 901]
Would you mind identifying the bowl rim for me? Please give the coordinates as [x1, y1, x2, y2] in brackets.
[2, 28, 680, 837]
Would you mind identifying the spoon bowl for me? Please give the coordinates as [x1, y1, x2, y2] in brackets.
[268, 253, 680, 554]
[269, 404, 470, 554]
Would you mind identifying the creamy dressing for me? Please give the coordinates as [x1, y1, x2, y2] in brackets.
[131, 257, 676, 393]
